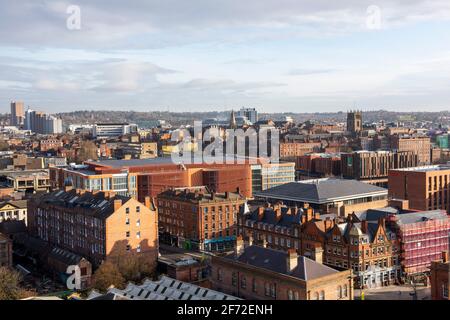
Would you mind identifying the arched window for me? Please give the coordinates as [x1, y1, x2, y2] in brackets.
[294, 291, 299, 300]
[288, 290, 294, 300]
[241, 276, 247, 289]
[252, 278, 257, 293]
[343, 284, 348, 297]
[314, 292, 319, 300]
[217, 268, 223, 281]
[231, 272, 237, 286]
[265, 282, 270, 296]
[337, 285, 342, 299]
[319, 290, 325, 300]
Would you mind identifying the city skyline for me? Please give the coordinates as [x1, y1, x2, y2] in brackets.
[1, 1, 450, 113]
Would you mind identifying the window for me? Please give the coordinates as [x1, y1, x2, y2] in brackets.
[270, 283, 276, 298]
[265, 283, 270, 296]
[136, 231, 141, 239]
[136, 219, 140, 227]
[136, 206, 140, 213]
[252, 278, 257, 293]
[126, 218, 130, 225]
[126, 231, 130, 237]
[217, 268, 223, 281]
[337, 286, 342, 299]
[288, 290, 294, 300]
[343, 285, 348, 297]
[241, 276, 247, 289]
[126, 207, 130, 214]
[443, 283, 449, 298]
[126, 245, 131, 251]
[319, 290, 325, 300]
[232, 272, 237, 286]
[137, 245, 141, 253]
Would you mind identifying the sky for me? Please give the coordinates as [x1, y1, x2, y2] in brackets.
[1, 0, 450, 114]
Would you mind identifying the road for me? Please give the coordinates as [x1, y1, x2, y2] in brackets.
[354, 285, 431, 300]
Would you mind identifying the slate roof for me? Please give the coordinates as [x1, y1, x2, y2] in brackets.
[0, 199, 27, 209]
[246, 206, 303, 226]
[229, 245, 339, 281]
[255, 178, 387, 204]
[353, 207, 400, 222]
[0, 220, 27, 235]
[32, 189, 132, 219]
[48, 247, 84, 266]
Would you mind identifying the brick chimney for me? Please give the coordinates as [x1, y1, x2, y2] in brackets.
[275, 207, 282, 222]
[361, 220, 368, 234]
[114, 199, 123, 212]
[144, 196, 151, 209]
[442, 251, 448, 263]
[235, 236, 244, 257]
[314, 212, 320, 220]
[286, 249, 298, 272]
[306, 207, 313, 222]
[258, 207, 265, 221]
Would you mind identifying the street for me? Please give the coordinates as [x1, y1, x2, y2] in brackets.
[354, 285, 431, 300]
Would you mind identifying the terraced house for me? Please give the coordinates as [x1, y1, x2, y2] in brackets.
[27, 186, 158, 267]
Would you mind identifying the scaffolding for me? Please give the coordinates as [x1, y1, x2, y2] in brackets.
[396, 218, 450, 275]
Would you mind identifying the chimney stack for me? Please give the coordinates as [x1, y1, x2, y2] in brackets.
[114, 199, 123, 211]
[361, 220, 368, 234]
[442, 251, 448, 263]
[286, 249, 298, 272]
[235, 236, 244, 257]
[144, 196, 151, 209]
[275, 207, 282, 222]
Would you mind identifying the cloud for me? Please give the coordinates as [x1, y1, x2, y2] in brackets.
[287, 68, 336, 76]
[1, 1, 450, 49]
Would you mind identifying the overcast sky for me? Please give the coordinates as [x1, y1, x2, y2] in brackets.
[1, 0, 450, 113]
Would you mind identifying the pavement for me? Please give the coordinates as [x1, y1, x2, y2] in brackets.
[354, 284, 431, 300]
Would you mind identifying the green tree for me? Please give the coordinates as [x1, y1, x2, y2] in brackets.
[92, 261, 125, 293]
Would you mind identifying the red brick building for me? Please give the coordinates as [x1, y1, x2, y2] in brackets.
[210, 239, 353, 300]
[27, 188, 159, 268]
[430, 251, 449, 300]
[157, 187, 246, 252]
